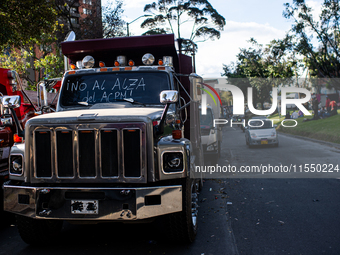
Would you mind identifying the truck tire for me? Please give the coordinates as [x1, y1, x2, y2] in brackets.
[16, 215, 63, 245]
[166, 177, 198, 243]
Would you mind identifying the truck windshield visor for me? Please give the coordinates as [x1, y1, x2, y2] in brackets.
[60, 72, 170, 106]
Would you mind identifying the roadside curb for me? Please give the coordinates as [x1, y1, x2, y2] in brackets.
[278, 132, 340, 150]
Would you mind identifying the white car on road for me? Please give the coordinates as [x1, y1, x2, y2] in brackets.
[245, 118, 279, 147]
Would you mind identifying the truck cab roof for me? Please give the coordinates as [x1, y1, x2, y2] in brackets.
[61, 34, 180, 71]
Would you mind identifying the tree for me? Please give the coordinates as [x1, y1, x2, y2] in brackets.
[284, 0, 340, 90]
[102, 0, 126, 38]
[0, 0, 58, 49]
[141, 0, 225, 52]
[0, 46, 64, 89]
[223, 38, 298, 109]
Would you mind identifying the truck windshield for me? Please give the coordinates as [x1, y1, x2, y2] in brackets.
[60, 71, 170, 106]
[200, 108, 214, 128]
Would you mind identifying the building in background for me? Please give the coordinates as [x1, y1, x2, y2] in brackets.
[25, 0, 103, 84]
[56, 0, 103, 41]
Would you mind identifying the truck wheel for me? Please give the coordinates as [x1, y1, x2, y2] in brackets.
[16, 215, 63, 245]
[167, 177, 198, 243]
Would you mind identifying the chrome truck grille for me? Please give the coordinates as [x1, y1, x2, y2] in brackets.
[31, 123, 147, 183]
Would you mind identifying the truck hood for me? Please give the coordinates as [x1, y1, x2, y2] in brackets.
[26, 107, 165, 125]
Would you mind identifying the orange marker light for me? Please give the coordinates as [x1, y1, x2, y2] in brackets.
[70, 64, 76, 70]
[114, 61, 120, 67]
[172, 130, 182, 139]
[13, 134, 23, 143]
[158, 59, 164, 65]
[128, 60, 134, 66]
[99, 61, 105, 67]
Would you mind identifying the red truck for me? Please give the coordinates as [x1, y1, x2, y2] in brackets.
[0, 68, 37, 220]
[3, 34, 204, 244]
[0, 68, 60, 222]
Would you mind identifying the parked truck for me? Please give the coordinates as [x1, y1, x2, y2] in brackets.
[0, 68, 38, 221]
[200, 79, 222, 162]
[3, 34, 204, 244]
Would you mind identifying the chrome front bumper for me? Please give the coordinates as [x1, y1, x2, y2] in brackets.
[3, 185, 182, 220]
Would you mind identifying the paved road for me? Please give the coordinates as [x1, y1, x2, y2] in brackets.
[1, 127, 339, 254]
[0, 181, 237, 255]
[220, 127, 340, 255]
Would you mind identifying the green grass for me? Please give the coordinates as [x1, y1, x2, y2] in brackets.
[268, 110, 340, 144]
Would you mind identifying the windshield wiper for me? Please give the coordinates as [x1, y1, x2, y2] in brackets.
[123, 98, 146, 106]
[77, 101, 92, 106]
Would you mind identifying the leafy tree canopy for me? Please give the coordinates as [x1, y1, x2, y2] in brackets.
[0, 0, 58, 49]
[102, 0, 126, 38]
[141, 0, 225, 52]
[0, 46, 64, 89]
[223, 38, 298, 109]
[284, 0, 340, 89]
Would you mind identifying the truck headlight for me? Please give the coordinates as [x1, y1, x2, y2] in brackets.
[10, 154, 23, 176]
[163, 152, 184, 173]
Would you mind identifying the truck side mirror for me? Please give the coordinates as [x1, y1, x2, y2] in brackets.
[156, 91, 179, 137]
[2, 95, 21, 109]
[160, 90, 178, 104]
[2, 95, 24, 136]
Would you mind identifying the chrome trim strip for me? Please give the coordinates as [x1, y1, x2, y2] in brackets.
[77, 128, 97, 179]
[122, 127, 142, 179]
[55, 128, 75, 179]
[33, 129, 53, 179]
[99, 128, 120, 179]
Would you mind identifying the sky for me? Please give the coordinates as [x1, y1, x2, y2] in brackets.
[102, 0, 323, 78]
